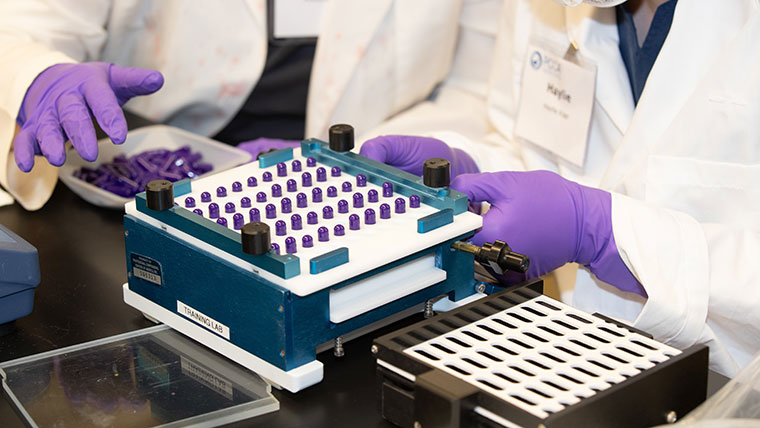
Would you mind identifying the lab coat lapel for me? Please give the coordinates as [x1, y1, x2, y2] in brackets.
[565, 5, 634, 137]
[602, 1, 753, 192]
[307, 0, 393, 138]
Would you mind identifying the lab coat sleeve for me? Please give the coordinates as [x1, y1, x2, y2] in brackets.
[612, 193, 754, 376]
[0, 0, 112, 210]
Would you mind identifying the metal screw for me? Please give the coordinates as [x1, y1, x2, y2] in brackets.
[334, 336, 345, 357]
[127, 272, 132, 278]
[414, 422, 422, 428]
[279, 350, 285, 358]
[277, 305, 284, 313]
[124, 231, 129, 237]
[371, 345, 378, 354]
[476, 283, 486, 294]
[424, 300, 435, 318]
[666, 411, 677, 424]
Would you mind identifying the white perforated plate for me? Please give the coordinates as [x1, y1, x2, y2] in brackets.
[405, 295, 680, 419]
[126, 148, 481, 296]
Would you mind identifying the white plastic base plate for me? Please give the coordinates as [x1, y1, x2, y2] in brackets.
[123, 283, 323, 393]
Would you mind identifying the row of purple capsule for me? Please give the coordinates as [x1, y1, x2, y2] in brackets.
[194, 169, 390, 203]
[188, 194, 420, 222]
[185, 187, 416, 214]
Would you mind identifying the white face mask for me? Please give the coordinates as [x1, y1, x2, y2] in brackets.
[553, 0, 627, 7]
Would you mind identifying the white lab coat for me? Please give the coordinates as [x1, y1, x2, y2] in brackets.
[0, 0, 461, 210]
[369, 0, 760, 377]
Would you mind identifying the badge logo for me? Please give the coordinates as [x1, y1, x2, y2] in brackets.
[530, 51, 542, 70]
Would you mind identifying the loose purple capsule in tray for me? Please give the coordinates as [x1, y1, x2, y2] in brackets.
[74, 146, 212, 198]
[59, 125, 251, 208]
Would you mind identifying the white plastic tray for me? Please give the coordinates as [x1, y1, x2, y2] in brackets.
[59, 125, 251, 209]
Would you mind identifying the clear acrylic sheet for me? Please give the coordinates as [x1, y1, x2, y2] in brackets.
[1, 324, 278, 428]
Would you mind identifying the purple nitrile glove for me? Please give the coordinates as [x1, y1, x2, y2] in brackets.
[236, 138, 302, 161]
[359, 135, 479, 178]
[451, 170, 646, 296]
[15, 62, 164, 172]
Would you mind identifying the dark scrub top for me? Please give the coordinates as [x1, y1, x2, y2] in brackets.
[616, 0, 678, 105]
[214, 41, 316, 144]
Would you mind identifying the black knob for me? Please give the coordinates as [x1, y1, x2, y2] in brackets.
[241, 222, 271, 256]
[145, 180, 174, 211]
[329, 124, 354, 152]
[477, 240, 529, 275]
[423, 158, 450, 188]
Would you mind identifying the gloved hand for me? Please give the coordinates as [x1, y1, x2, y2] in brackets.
[237, 138, 301, 161]
[359, 135, 479, 178]
[15, 62, 164, 172]
[451, 170, 645, 296]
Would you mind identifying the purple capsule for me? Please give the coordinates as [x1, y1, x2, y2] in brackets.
[271, 184, 282, 198]
[316, 167, 327, 182]
[365, 208, 376, 225]
[262, 171, 273, 182]
[291, 213, 303, 230]
[281, 197, 292, 213]
[297, 192, 308, 208]
[271, 243, 280, 255]
[327, 186, 338, 198]
[395, 198, 406, 214]
[208, 203, 220, 218]
[322, 205, 334, 219]
[302, 235, 314, 248]
[334, 224, 345, 236]
[247, 176, 258, 187]
[201, 192, 211, 203]
[312, 187, 323, 203]
[277, 162, 288, 177]
[356, 174, 367, 187]
[193, 208, 203, 216]
[257, 192, 267, 203]
[368, 189, 378, 203]
[302, 172, 312, 187]
[241, 197, 251, 208]
[217, 217, 228, 227]
[349, 214, 360, 230]
[342, 181, 352, 193]
[185, 196, 196, 208]
[275, 220, 287, 236]
[353, 193, 364, 208]
[306, 157, 317, 167]
[266, 203, 277, 219]
[285, 179, 297, 193]
[410, 194, 421, 208]
[233, 213, 244, 230]
[382, 182, 393, 197]
[249, 208, 261, 222]
[292, 160, 302, 172]
[380, 203, 391, 219]
[307, 211, 318, 225]
[232, 181, 242, 192]
[331, 166, 341, 177]
[217, 186, 227, 198]
[338, 199, 349, 214]
[318, 226, 329, 242]
[225, 202, 236, 213]
[285, 237, 297, 254]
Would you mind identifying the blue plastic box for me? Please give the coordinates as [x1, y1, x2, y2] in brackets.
[0, 225, 40, 324]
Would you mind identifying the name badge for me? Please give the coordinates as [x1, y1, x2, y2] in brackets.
[515, 43, 596, 167]
[268, 0, 326, 41]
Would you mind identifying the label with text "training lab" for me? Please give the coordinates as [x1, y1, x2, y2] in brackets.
[177, 301, 230, 340]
